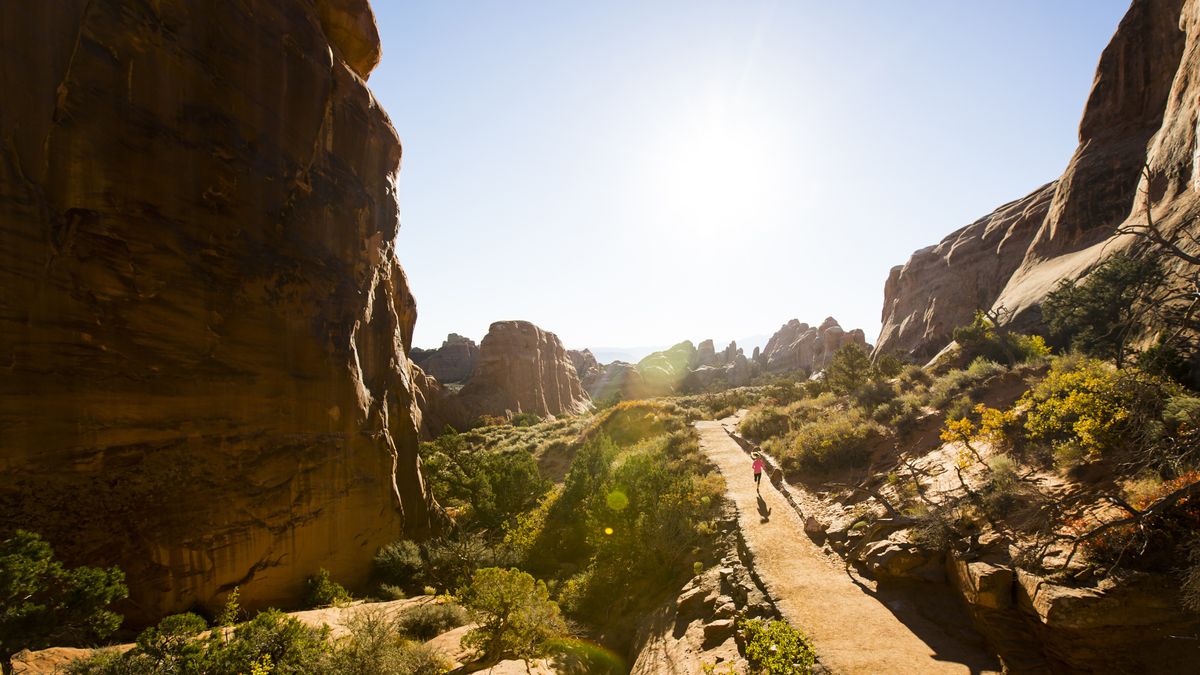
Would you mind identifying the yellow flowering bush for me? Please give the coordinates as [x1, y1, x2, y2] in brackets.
[1019, 358, 1177, 462]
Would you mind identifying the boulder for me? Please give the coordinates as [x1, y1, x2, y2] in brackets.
[858, 539, 944, 582]
[456, 320, 591, 420]
[0, 0, 443, 624]
[948, 558, 1014, 610]
[703, 619, 737, 645]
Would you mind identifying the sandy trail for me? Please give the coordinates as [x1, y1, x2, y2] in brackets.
[696, 420, 1000, 675]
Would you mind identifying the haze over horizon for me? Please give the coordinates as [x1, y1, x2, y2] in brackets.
[370, 1, 1131, 351]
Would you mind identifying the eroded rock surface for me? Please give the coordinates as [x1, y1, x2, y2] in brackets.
[878, 0, 1200, 359]
[455, 321, 591, 420]
[0, 0, 442, 624]
[412, 333, 479, 383]
[756, 317, 867, 375]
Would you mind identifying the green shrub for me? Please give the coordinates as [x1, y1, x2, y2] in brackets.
[423, 533, 504, 594]
[306, 569, 350, 608]
[70, 608, 329, 675]
[739, 405, 790, 443]
[510, 412, 542, 427]
[899, 364, 933, 388]
[740, 618, 816, 674]
[376, 584, 407, 601]
[767, 407, 885, 475]
[419, 432, 550, 531]
[396, 601, 468, 641]
[927, 359, 1002, 411]
[213, 609, 330, 674]
[953, 311, 1052, 366]
[1, 530, 127, 663]
[373, 540, 425, 592]
[1020, 358, 1177, 464]
[460, 568, 567, 665]
[944, 395, 975, 424]
[872, 394, 922, 430]
[1042, 254, 1164, 366]
[875, 353, 904, 378]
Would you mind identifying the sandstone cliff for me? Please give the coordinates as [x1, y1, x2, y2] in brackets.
[412, 333, 479, 383]
[877, 0, 1200, 359]
[756, 318, 868, 375]
[0, 0, 442, 624]
[455, 321, 591, 420]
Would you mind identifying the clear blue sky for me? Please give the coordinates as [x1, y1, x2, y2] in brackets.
[368, 1, 1131, 352]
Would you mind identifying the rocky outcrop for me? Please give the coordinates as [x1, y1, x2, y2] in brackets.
[756, 317, 868, 374]
[878, 0, 1200, 359]
[582, 361, 649, 401]
[567, 348, 600, 383]
[875, 185, 1056, 361]
[455, 321, 591, 420]
[0, 0, 442, 624]
[412, 333, 479, 383]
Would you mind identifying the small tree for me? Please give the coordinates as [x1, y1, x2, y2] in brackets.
[460, 568, 566, 668]
[0, 530, 127, 664]
[824, 343, 873, 397]
[1042, 254, 1165, 366]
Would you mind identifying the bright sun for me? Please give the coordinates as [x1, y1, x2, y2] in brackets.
[650, 109, 784, 237]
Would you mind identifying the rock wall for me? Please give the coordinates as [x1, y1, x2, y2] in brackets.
[0, 0, 443, 624]
[455, 321, 591, 419]
[877, 0, 1200, 359]
[412, 333, 479, 383]
[756, 317, 868, 374]
[875, 185, 1056, 361]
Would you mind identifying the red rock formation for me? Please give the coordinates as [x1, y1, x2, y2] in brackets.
[456, 321, 591, 419]
[879, 0, 1200, 359]
[0, 0, 443, 624]
[413, 333, 479, 383]
[757, 318, 868, 374]
[875, 184, 1056, 361]
[567, 348, 601, 383]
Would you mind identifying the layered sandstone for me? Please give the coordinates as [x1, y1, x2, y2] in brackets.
[455, 321, 591, 419]
[0, 0, 442, 624]
[878, 0, 1200, 359]
[756, 318, 868, 374]
[412, 333, 479, 383]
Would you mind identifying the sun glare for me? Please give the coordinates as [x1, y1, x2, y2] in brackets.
[650, 105, 784, 237]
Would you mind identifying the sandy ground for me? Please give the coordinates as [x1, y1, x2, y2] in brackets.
[695, 420, 1001, 675]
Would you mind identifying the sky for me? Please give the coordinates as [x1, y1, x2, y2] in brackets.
[368, 1, 1132, 354]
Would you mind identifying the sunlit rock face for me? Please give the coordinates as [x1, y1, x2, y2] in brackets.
[878, 0, 1200, 360]
[456, 321, 592, 419]
[0, 0, 443, 624]
[874, 184, 1056, 362]
[756, 318, 867, 374]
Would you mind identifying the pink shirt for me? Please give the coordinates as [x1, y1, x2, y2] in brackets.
[753, 458, 764, 474]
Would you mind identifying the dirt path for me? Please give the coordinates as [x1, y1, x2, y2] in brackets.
[696, 420, 1000, 675]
